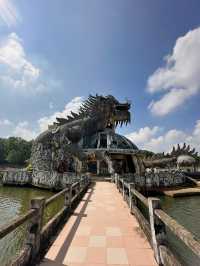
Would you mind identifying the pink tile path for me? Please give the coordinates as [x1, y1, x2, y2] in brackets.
[40, 182, 157, 266]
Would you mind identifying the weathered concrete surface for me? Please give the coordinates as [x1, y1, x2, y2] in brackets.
[40, 182, 157, 266]
[164, 187, 200, 197]
[1, 170, 32, 186]
[1, 169, 77, 190]
[141, 171, 186, 188]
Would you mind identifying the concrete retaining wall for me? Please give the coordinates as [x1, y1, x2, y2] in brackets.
[0, 170, 77, 190]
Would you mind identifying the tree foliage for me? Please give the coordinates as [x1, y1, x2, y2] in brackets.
[0, 139, 6, 163]
[140, 149, 155, 159]
[0, 137, 33, 165]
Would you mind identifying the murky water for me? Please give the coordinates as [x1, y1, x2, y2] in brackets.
[0, 186, 64, 266]
[160, 196, 200, 266]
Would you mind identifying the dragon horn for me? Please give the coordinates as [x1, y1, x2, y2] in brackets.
[71, 111, 78, 118]
[67, 115, 73, 120]
[186, 145, 190, 152]
[56, 117, 67, 123]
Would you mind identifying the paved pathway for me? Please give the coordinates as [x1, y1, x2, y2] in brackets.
[40, 182, 157, 266]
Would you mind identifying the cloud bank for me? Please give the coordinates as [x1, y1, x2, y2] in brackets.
[38, 97, 83, 132]
[126, 121, 200, 153]
[147, 27, 200, 116]
[0, 97, 83, 141]
[0, 32, 60, 94]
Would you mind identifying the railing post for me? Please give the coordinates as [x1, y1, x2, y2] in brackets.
[26, 197, 45, 261]
[148, 198, 166, 265]
[114, 174, 117, 185]
[84, 176, 87, 188]
[118, 177, 121, 190]
[116, 175, 119, 190]
[64, 185, 72, 209]
[131, 184, 137, 208]
[122, 179, 125, 198]
[77, 183, 80, 197]
[128, 183, 133, 212]
[80, 177, 84, 191]
[118, 178, 120, 191]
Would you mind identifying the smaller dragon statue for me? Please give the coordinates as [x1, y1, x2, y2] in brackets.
[143, 143, 198, 168]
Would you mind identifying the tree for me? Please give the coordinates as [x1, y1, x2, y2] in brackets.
[6, 150, 21, 164]
[0, 138, 6, 163]
[0, 137, 33, 165]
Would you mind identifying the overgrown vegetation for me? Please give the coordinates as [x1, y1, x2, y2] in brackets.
[0, 137, 33, 165]
[140, 150, 155, 158]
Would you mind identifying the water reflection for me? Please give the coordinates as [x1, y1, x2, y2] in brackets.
[0, 186, 63, 266]
[160, 195, 200, 266]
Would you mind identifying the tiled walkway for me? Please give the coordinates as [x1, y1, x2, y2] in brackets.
[40, 182, 157, 266]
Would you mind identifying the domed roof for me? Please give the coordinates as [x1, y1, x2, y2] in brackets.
[177, 155, 196, 166]
[81, 130, 138, 150]
[110, 133, 138, 150]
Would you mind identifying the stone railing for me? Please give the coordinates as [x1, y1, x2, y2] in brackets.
[114, 176, 200, 266]
[0, 175, 90, 266]
[118, 171, 186, 189]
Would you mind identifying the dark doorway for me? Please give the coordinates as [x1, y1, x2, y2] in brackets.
[87, 161, 97, 174]
[100, 161, 109, 175]
[126, 155, 136, 173]
[99, 133, 107, 148]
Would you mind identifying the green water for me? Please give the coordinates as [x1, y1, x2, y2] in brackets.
[160, 196, 200, 266]
[0, 186, 64, 266]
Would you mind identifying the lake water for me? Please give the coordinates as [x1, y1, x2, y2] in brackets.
[0, 186, 64, 266]
[160, 195, 200, 266]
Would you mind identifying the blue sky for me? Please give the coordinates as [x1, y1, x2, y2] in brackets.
[0, 0, 200, 153]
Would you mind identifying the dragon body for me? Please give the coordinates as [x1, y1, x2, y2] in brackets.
[31, 95, 131, 173]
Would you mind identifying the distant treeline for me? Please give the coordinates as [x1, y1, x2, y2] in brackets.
[0, 137, 33, 165]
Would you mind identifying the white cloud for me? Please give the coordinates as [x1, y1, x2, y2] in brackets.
[0, 97, 83, 140]
[147, 27, 200, 116]
[0, 0, 21, 27]
[38, 96, 83, 132]
[0, 119, 12, 126]
[11, 97, 83, 140]
[185, 120, 200, 152]
[0, 32, 60, 94]
[0, 33, 41, 92]
[13, 121, 37, 140]
[126, 126, 160, 144]
[126, 121, 200, 153]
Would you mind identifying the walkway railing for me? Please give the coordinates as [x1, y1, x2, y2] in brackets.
[0, 175, 90, 266]
[115, 176, 200, 266]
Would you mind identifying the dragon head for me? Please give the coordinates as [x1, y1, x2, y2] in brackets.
[100, 95, 131, 128]
[51, 94, 131, 132]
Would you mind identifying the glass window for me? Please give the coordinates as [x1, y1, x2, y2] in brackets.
[99, 133, 107, 148]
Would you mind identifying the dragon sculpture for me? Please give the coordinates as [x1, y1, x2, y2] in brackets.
[166, 143, 198, 157]
[143, 143, 198, 168]
[31, 94, 131, 174]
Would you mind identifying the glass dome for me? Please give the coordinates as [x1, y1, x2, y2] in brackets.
[81, 130, 138, 150]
